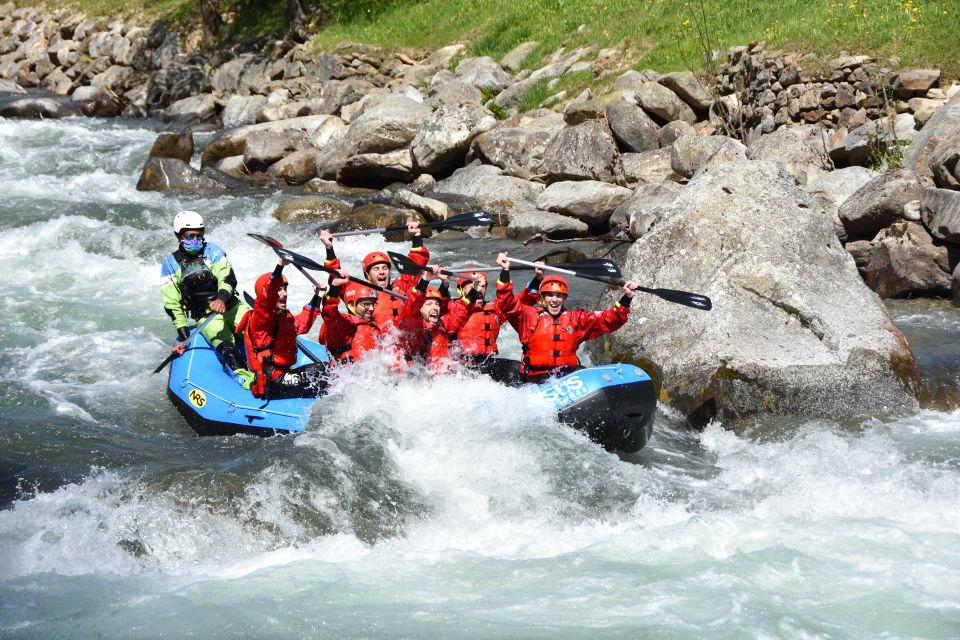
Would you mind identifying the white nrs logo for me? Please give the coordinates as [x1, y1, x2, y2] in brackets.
[540, 374, 588, 405]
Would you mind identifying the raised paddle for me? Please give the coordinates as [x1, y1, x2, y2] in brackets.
[248, 233, 405, 300]
[506, 257, 713, 311]
[330, 210, 494, 238]
[248, 233, 328, 293]
[449, 258, 623, 279]
[387, 251, 480, 282]
[153, 312, 218, 374]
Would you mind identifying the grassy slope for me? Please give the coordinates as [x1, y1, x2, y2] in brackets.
[17, 0, 960, 79]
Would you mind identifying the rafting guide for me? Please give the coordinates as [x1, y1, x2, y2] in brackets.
[159, 211, 254, 389]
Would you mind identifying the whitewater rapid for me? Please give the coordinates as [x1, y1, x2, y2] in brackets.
[1, 116, 958, 639]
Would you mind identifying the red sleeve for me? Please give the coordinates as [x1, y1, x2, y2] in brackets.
[320, 295, 354, 348]
[438, 298, 470, 336]
[249, 274, 282, 349]
[294, 302, 321, 335]
[517, 278, 541, 306]
[495, 279, 539, 338]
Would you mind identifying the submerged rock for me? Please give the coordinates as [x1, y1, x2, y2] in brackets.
[592, 159, 920, 425]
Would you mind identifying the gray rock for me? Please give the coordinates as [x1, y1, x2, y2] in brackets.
[609, 181, 683, 238]
[658, 71, 713, 111]
[243, 130, 308, 172]
[635, 81, 696, 123]
[746, 124, 832, 185]
[267, 150, 317, 184]
[272, 196, 352, 223]
[920, 187, 960, 243]
[538, 120, 621, 183]
[620, 148, 675, 186]
[927, 129, 960, 189]
[593, 159, 919, 424]
[838, 169, 926, 239]
[500, 41, 539, 72]
[612, 69, 661, 93]
[865, 221, 951, 297]
[0, 96, 79, 118]
[392, 190, 452, 222]
[147, 129, 193, 163]
[210, 54, 255, 96]
[344, 94, 432, 155]
[506, 209, 589, 239]
[201, 115, 345, 167]
[213, 155, 248, 178]
[426, 77, 483, 108]
[670, 135, 747, 179]
[904, 92, 960, 182]
[220, 94, 266, 128]
[426, 163, 544, 223]
[410, 103, 498, 175]
[41, 67, 71, 95]
[831, 114, 919, 167]
[455, 56, 512, 94]
[0, 78, 26, 94]
[535, 179, 632, 228]
[606, 98, 660, 153]
[803, 166, 878, 234]
[339, 148, 416, 188]
[467, 111, 565, 176]
[658, 120, 695, 147]
[164, 93, 217, 124]
[136, 157, 243, 193]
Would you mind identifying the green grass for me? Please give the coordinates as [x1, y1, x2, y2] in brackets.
[14, 0, 960, 80]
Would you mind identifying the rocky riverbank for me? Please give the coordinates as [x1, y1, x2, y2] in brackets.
[5, 3, 960, 423]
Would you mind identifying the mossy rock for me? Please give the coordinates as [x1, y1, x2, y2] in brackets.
[272, 196, 352, 223]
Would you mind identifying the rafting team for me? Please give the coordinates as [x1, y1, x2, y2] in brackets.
[160, 210, 640, 399]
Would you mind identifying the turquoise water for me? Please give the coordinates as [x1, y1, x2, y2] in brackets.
[0, 116, 958, 639]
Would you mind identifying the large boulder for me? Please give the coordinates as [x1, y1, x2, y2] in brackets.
[904, 92, 960, 182]
[221, 94, 266, 128]
[535, 180, 631, 229]
[272, 196, 352, 223]
[506, 209, 589, 240]
[605, 98, 660, 153]
[454, 56, 512, 94]
[136, 157, 244, 194]
[635, 81, 697, 124]
[147, 128, 193, 163]
[592, 159, 920, 425]
[610, 181, 683, 238]
[803, 166, 877, 219]
[864, 221, 952, 298]
[831, 114, 919, 167]
[200, 115, 344, 167]
[670, 134, 746, 179]
[467, 111, 565, 177]
[620, 148, 675, 186]
[426, 164, 544, 224]
[243, 130, 308, 172]
[538, 120, 621, 183]
[0, 96, 80, 118]
[921, 187, 960, 243]
[410, 103, 498, 175]
[746, 124, 832, 185]
[838, 169, 926, 240]
[343, 94, 432, 155]
[339, 148, 416, 188]
[658, 71, 713, 111]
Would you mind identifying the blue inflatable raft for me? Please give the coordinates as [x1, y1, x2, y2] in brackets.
[536, 364, 657, 453]
[166, 331, 329, 437]
[167, 334, 656, 452]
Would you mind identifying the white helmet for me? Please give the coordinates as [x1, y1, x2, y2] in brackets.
[173, 210, 204, 235]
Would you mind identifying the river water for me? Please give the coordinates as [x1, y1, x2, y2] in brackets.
[0, 116, 958, 639]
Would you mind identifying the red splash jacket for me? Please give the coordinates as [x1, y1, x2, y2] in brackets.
[496, 279, 630, 378]
[320, 290, 381, 363]
[397, 284, 472, 370]
[241, 265, 321, 398]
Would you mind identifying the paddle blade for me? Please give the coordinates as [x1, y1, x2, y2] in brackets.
[274, 247, 326, 272]
[426, 210, 494, 229]
[639, 286, 713, 311]
[387, 251, 426, 275]
[243, 291, 256, 308]
[248, 233, 284, 249]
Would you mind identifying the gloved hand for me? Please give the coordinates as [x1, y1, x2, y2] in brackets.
[177, 326, 191, 342]
[233, 368, 255, 391]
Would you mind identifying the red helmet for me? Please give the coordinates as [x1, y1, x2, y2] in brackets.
[362, 251, 390, 274]
[424, 287, 443, 301]
[343, 282, 377, 315]
[539, 275, 569, 296]
[455, 268, 486, 290]
[255, 271, 288, 299]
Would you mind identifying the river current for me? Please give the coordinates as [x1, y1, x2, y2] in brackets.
[0, 116, 958, 639]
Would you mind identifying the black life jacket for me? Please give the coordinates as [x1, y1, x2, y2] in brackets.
[176, 251, 220, 318]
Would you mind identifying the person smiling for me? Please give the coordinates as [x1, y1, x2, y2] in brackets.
[494, 251, 639, 384]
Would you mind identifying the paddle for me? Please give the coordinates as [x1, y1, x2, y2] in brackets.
[507, 257, 713, 311]
[330, 210, 494, 238]
[153, 313, 218, 374]
[248, 234, 328, 293]
[387, 251, 479, 282]
[248, 233, 405, 300]
[449, 258, 623, 279]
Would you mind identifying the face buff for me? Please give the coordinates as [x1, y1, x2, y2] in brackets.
[182, 238, 204, 255]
